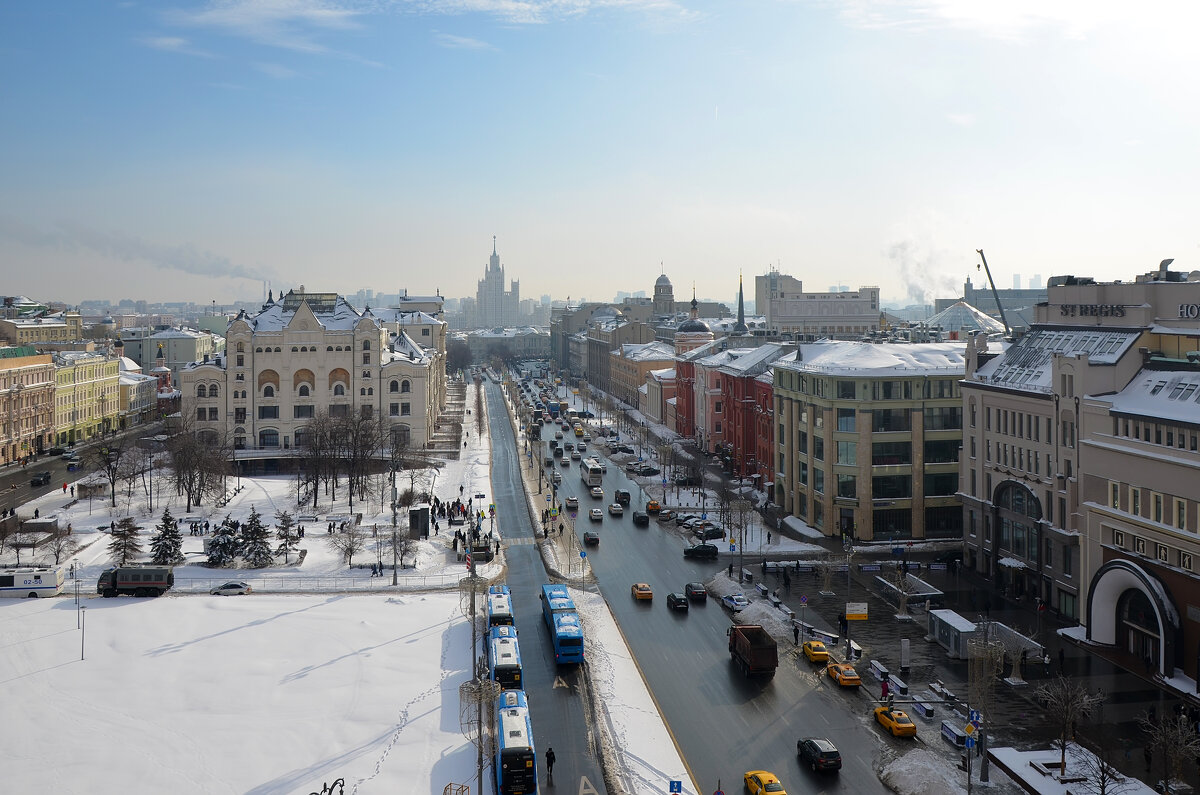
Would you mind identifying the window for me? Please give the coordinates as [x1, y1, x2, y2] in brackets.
[1110, 482, 1120, 509]
[237, 342, 244, 352]
[986, 407, 992, 430]
[390, 403, 399, 417]
[813, 467, 824, 494]
[390, 380, 399, 393]
[362, 340, 371, 350]
[970, 402, 977, 427]
[363, 353, 371, 365]
[1177, 499, 1187, 531]
[258, 429, 279, 448]
[292, 347, 299, 353]
[798, 461, 808, 486]
[925, 439, 960, 463]
[330, 404, 349, 418]
[234, 408, 246, 424]
[197, 385, 207, 398]
[401, 403, 411, 416]
[196, 407, 206, 421]
[298, 385, 310, 397]
[360, 405, 373, 419]
[836, 473, 856, 497]
[1132, 489, 1141, 516]
[1062, 546, 1072, 576]
[837, 381, 856, 399]
[872, 441, 911, 465]
[294, 405, 314, 419]
[258, 406, 279, 420]
[263, 385, 275, 398]
[334, 384, 345, 396]
[208, 407, 218, 421]
[872, 409, 911, 433]
[813, 437, 824, 461]
[924, 406, 962, 430]
[923, 472, 958, 495]
[360, 387, 367, 396]
[715, 401, 722, 414]
[836, 441, 856, 465]
[836, 408, 855, 432]
[1044, 538, 1053, 567]
[1154, 493, 1163, 523]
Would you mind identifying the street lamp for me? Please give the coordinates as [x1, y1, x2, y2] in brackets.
[80, 606, 87, 660]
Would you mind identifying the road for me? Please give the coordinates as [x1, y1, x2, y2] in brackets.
[485, 383, 609, 794]
[499, 383, 897, 795]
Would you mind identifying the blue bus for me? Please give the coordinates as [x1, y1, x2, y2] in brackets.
[487, 592, 514, 627]
[549, 613, 584, 664]
[488, 634, 524, 690]
[539, 584, 575, 622]
[489, 584, 511, 596]
[495, 690, 538, 795]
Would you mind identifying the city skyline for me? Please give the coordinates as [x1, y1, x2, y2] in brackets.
[3, 1, 1198, 305]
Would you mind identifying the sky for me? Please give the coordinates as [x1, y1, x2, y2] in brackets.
[2, 0, 1199, 308]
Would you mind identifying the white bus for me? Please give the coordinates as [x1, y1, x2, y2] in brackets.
[580, 460, 603, 487]
[0, 567, 65, 598]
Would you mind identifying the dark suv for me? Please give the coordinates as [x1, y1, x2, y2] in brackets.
[30, 471, 52, 487]
[614, 490, 631, 506]
[797, 737, 842, 772]
[631, 510, 649, 527]
[682, 543, 719, 560]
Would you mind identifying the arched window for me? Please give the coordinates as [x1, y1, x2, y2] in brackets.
[197, 385, 207, 398]
[368, 387, 373, 395]
[236, 342, 244, 352]
[258, 429, 280, 448]
[401, 380, 411, 393]
[274, 347, 281, 353]
[298, 385, 310, 397]
[360, 387, 367, 396]
[327, 346, 333, 351]
[209, 384, 219, 398]
[390, 380, 399, 393]
[392, 425, 411, 447]
[255, 347, 263, 353]
[362, 340, 371, 350]
[263, 385, 275, 398]
[291, 347, 299, 352]
[334, 384, 345, 396]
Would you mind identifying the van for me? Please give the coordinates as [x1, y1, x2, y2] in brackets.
[614, 490, 631, 506]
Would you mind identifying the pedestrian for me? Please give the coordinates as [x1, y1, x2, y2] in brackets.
[728, 562, 734, 578]
[70, 485, 75, 498]
[62, 482, 67, 493]
[767, 531, 771, 544]
[793, 625, 800, 645]
[34, 508, 39, 518]
[881, 679, 889, 700]
[1043, 653, 1050, 675]
[545, 747, 555, 780]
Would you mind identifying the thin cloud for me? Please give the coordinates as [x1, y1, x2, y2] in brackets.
[255, 61, 299, 77]
[433, 32, 495, 49]
[0, 216, 275, 283]
[166, 0, 364, 55]
[139, 35, 217, 57]
[945, 112, 974, 127]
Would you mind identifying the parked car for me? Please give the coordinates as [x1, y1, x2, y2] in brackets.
[797, 737, 842, 772]
[631, 510, 649, 526]
[656, 509, 675, 522]
[801, 640, 830, 663]
[874, 707, 917, 738]
[674, 473, 701, 487]
[636, 465, 660, 476]
[608, 503, 624, 516]
[589, 509, 603, 522]
[683, 543, 719, 560]
[685, 582, 707, 601]
[631, 582, 653, 601]
[721, 592, 750, 611]
[210, 581, 252, 596]
[617, 444, 635, 454]
[675, 513, 698, 526]
[583, 532, 600, 546]
[47, 447, 66, 456]
[694, 526, 725, 541]
[666, 592, 689, 611]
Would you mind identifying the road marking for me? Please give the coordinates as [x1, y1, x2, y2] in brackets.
[554, 675, 570, 689]
[578, 776, 600, 795]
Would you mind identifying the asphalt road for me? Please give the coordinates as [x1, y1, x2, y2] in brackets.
[533, 408, 898, 795]
[485, 383, 609, 795]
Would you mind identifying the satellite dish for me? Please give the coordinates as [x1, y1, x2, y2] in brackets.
[1189, 271, 1200, 283]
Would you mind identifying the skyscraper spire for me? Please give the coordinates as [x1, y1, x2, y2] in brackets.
[493, 235, 497, 256]
[732, 271, 748, 334]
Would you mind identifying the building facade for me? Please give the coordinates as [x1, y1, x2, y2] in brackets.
[475, 240, 520, 329]
[774, 342, 966, 540]
[53, 351, 121, 445]
[0, 347, 55, 463]
[610, 341, 675, 409]
[755, 271, 881, 340]
[0, 311, 84, 347]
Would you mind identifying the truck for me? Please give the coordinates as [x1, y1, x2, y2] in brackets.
[97, 565, 174, 598]
[727, 624, 778, 677]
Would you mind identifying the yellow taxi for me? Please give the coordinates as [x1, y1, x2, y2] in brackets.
[744, 770, 786, 795]
[874, 706, 917, 737]
[801, 640, 829, 663]
[826, 663, 862, 687]
[645, 500, 661, 514]
[631, 582, 653, 601]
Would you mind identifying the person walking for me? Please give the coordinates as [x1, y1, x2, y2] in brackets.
[793, 625, 800, 645]
[545, 747, 556, 782]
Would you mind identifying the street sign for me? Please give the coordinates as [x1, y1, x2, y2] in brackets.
[580, 551, 587, 558]
[964, 722, 976, 736]
[969, 709, 981, 722]
[845, 602, 869, 620]
[799, 595, 808, 605]
[669, 782, 682, 794]
[965, 737, 976, 749]
[701, 512, 708, 520]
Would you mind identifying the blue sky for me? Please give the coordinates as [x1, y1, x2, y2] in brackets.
[2, 0, 1198, 308]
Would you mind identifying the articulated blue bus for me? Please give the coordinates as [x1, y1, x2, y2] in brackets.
[489, 584, 510, 596]
[495, 690, 538, 795]
[488, 634, 524, 690]
[540, 583, 584, 663]
[487, 592, 514, 628]
[539, 584, 575, 620]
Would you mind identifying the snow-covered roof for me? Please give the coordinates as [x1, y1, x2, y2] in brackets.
[386, 330, 431, 364]
[925, 301, 1005, 334]
[471, 327, 547, 338]
[120, 373, 157, 386]
[998, 556, 1027, 569]
[648, 368, 676, 380]
[1094, 368, 1200, 425]
[367, 308, 444, 326]
[929, 609, 977, 632]
[117, 356, 141, 373]
[620, 341, 674, 362]
[245, 293, 365, 332]
[776, 341, 966, 376]
[150, 327, 205, 340]
[715, 342, 790, 376]
[972, 327, 1139, 393]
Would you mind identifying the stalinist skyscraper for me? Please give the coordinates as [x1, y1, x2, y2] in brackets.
[475, 237, 520, 328]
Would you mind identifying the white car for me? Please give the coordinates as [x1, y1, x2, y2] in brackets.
[565, 496, 579, 509]
[552, 472, 562, 484]
[570, 450, 581, 460]
[210, 581, 252, 596]
[589, 508, 603, 522]
[608, 503, 624, 516]
[590, 486, 604, 499]
[721, 593, 751, 611]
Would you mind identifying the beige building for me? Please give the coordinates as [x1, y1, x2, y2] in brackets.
[609, 341, 675, 408]
[755, 271, 880, 340]
[180, 290, 445, 463]
[0, 312, 84, 347]
[0, 347, 56, 463]
[53, 351, 121, 445]
[774, 342, 966, 540]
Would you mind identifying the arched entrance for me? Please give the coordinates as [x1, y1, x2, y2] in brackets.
[1086, 559, 1179, 677]
[990, 481, 1043, 599]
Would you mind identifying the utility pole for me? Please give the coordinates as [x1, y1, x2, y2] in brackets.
[391, 465, 398, 586]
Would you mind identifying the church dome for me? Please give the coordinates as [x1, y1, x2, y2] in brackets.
[655, 274, 672, 288]
[677, 317, 711, 334]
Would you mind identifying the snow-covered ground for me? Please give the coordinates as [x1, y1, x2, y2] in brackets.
[2, 381, 998, 795]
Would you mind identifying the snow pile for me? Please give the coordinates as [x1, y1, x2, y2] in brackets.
[880, 748, 969, 795]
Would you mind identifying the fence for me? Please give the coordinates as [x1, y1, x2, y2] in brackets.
[172, 571, 467, 594]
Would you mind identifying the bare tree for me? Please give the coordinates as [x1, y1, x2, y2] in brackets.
[43, 530, 79, 566]
[164, 416, 227, 512]
[326, 524, 368, 568]
[88, 438, 131, 508]
[1036, 675, 1103, 773]
[1073, 737, 1138, 795]
[1139, 710, 1200, 791]
[380, 528, 418, 570]
[892, 565, 920, 618]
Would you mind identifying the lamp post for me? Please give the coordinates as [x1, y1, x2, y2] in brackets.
[391, 464, 399, 586]
[80, 606, 87, 660]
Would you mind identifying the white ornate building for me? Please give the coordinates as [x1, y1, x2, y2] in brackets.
[180, 290, 446, 461]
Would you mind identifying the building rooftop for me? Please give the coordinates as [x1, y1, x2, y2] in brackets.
[776, 341, 966, 376]
[973, 327, 1139, 393]
[1094, 367, 1200, 425]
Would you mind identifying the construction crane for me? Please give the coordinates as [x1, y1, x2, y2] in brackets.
[976, 249, 1012, 338]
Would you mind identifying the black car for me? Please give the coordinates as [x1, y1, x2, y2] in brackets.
[47, 447, 66, 456]
[631, 510, 649, 527]
[614, 489, 631, 506]
[666, 592, 689, 611]
[685, 582, 708, 601]
[30, 471, 52, 487]
[683, 543, 719, 560]
[797, 737, 842, 772]
[617, 444, 635, 454]
[583, 532, 600, 546]
[636, 465, 661, 476]
[694, 526, 725, 541]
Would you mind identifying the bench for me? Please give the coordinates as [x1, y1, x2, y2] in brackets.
[870, 660, 890, 681]
[740, 568, 754, 583]
[940, 720, 967, 747]
[754, 583, 769, 598]
[911, 701, 935, 719]
[888, 674, 909, 696]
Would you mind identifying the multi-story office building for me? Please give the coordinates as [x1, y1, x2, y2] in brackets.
[0, 347, 55, 463]
[0, 311, 84, 347]
[610, 341, 675, 409]
[774, 342, 966, 540]
[475, 240, 520, 329]
[53, 351, 120, 445]
[180, 290, 444, 459]
[755, 271, 881, 340]
[962, 262, 1200, 678]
